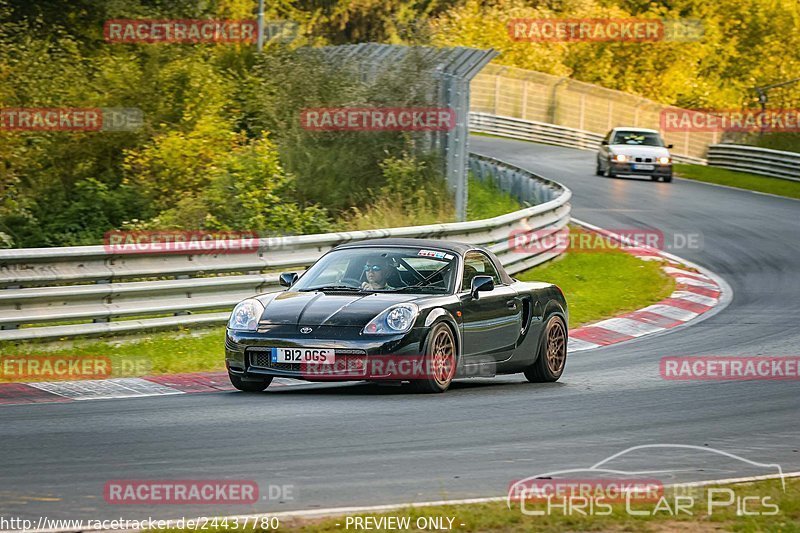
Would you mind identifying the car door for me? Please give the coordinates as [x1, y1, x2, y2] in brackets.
[459, 251, 522, 363]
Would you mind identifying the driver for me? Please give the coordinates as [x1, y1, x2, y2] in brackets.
[361, 256, 396, 291]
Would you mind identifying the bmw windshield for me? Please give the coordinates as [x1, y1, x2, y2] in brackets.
[612, 131, 665, 146]
[291, 247, 458, 294]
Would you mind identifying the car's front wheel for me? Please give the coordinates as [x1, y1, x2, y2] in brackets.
[229, 373, 273, 392]
[524, 315, 567, 383]
[410, 323, 457, 393]
[603, 161, 616, 178]
[595, 157, 604, 176]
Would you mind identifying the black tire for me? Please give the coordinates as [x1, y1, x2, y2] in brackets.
[410, 323, 457, 393]
[595, 158, 603, 176]
[603, 161, 615, 178]
[524, 315, 567, 383]
[663, 175, 673, 183]
[229, 373, 272, 392]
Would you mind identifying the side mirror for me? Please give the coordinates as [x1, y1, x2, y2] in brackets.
[667, 144, 674, 149]
[601, 139, 609, 145]
[470, 275, 494, 299]
[279, 272, 298, 287]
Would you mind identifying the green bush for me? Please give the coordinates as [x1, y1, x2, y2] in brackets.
[12, 0, 798, 247]
[131, 135, 333, 234]
[0, 5, 448, 246]
[237, 49, 443, 214]
[751, 133, 800, 154]
[337, 152, 453, 230]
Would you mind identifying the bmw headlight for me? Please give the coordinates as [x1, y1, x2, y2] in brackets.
[228, 299, 265, 331]
[613, 154, 628, 162]
[657, 156, 671, 164]
[363, 303, 419, 335]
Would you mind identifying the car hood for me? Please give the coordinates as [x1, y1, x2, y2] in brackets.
[255, 291, 422, 327]
[609, 145, 670, 158]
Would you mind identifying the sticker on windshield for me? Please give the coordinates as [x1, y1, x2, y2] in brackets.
[418, 249, 450, 260]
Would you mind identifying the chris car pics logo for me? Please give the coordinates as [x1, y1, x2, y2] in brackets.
[507, 444, 786, 517]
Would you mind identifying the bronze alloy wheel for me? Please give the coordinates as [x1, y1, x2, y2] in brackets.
[545, 317, 567, 374]
[411, 323, 457, 393]
[524, 315, 568, 383]
[430, 326, 456, 388]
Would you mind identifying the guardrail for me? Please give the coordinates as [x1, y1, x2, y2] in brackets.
[0, 154, 571, 341]
[470, 112, 708, 165]
[707, 144, 800, 182]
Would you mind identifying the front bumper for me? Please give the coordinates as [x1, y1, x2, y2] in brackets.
[226, 326, 428, 381]
[610, 162, 672, 177]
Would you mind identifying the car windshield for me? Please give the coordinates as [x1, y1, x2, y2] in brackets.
[291, 246, 458, 294]
[612, 131, 665, 147]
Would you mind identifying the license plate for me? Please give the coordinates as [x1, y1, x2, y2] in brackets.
[271, 347, 335, 364]
[633, 164, 655, 171]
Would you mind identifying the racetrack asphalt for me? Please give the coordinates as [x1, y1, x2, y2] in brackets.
[1, 136, 798, 522]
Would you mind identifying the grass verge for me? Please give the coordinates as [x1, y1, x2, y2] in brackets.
[516, 229, 675, 329]
[675, 163, 800, 199]
[0, 231, 674, 381]
[466, 176, 523, 221]
[164, 477, 796, 532]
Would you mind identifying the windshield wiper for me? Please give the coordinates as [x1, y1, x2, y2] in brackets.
[299, 285, 362, 292]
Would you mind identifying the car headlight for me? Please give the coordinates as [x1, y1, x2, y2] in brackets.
[657, 156, 671, 164]
[363, 303, 419, 334]
[228, 299, 265, 331]
[613, 154, 628, 162]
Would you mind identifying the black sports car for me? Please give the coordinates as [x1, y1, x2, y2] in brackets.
[225, 238, 568, 393]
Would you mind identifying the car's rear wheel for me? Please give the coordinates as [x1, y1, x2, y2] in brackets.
[229, 373, 272, 392]
[410, 323, 457, 393]
[524, 315, 567, 383]
[595, 157, 603, 176]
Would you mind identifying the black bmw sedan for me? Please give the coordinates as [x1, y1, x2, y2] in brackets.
[225, 238, 568, 393]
